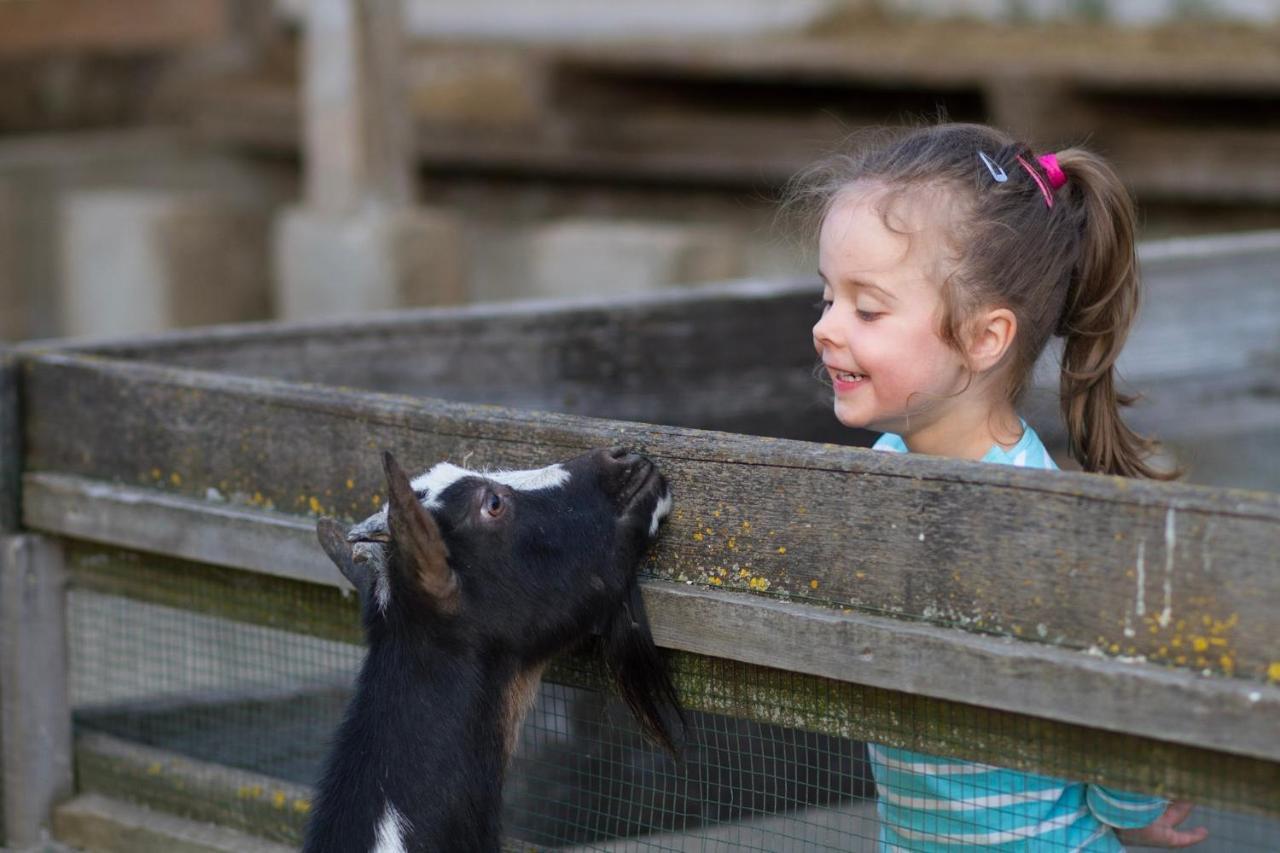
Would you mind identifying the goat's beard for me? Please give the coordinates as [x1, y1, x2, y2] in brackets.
[600, 581, 685, 757]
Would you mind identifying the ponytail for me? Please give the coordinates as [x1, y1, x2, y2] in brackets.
[1055, 149, 1176, 480]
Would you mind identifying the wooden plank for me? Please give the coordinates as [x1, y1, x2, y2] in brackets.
[29, 230, 1280, 459]
[75, 732, 311, 845]
[0, 534, 72, 846]
[47, 499, 1280, 762]
[0, 348, 17, 533]
[41, 232, 1280, 428]
[53, 793, 294, 853]
[1122, 231, 1280, 379]
[182, 26, 1280, 202]
[20, 352, 1280, 675]
[73, 726, 651, 853]
[35, 279, 841, 444]
[26, 474, 320, 587]
[0, 0, 228, 57]
[647, 584, 1280, 764]
[64, 541, 361, 647]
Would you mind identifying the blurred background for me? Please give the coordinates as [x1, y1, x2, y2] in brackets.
[1, 0, 1278, 342]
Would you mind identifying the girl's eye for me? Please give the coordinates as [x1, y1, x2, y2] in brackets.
[814, 299, 833, 313]
[856, 310, 882, 322]
[481, 491, 505, 519]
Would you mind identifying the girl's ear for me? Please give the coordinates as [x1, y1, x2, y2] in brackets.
[967, 307, 1017, 374]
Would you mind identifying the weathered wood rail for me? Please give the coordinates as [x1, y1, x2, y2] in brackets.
[3, 232, 1279, 847]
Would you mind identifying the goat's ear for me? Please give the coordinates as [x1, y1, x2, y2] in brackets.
[603, 582, 686, 759]
[383, 451, 459, 607]
[316, 517, 372, 602]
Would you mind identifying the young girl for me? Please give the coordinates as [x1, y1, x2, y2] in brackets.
[799, 124, 1209, 850]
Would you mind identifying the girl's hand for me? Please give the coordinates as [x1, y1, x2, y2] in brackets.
[1115, 801, 1209, 848]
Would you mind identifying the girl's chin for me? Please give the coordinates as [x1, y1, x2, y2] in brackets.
[832, 403, 878, 431]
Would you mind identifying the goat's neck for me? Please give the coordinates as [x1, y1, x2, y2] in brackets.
[306, 637, 543, 853]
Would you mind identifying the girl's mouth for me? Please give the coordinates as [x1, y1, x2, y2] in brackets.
[830, 368, 868, 391]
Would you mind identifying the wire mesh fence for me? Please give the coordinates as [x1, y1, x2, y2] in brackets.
[64, 544, 1279, 851]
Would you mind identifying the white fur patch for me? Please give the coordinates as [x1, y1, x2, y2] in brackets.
[650, 489, 673, 536]
[410, 462, 571, 509]
[372, 802, 410, 853]
[347, 462, 572, 613]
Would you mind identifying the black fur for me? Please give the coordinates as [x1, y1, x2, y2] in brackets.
[304, 448, 681, 853]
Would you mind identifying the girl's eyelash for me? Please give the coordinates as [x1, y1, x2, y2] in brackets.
[814, 299, 832, 312]
[857, 310, 881, 322]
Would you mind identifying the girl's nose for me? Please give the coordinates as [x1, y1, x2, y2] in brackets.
[812, 309, 840, 351]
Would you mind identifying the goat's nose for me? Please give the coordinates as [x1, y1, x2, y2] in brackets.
[606, 446, 643, 466]
[595, 447, 650, 485]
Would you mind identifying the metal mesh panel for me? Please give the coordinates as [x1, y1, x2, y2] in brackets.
[66, 550, 1278, 851]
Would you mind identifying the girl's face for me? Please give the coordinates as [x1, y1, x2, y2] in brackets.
[812, 186, 971, 439]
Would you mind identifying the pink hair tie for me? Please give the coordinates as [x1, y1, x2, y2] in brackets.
[1038, 153, 1067, 190]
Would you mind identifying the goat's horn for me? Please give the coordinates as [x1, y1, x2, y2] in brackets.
[317, 517, 372, 600]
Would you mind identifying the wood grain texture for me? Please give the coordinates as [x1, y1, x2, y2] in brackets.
[39, 279, 852, 446]
[38, 475, 1280, 762]
[37, 235, 1280, 456]
[0, 535, 72, 846]
[75, 733, 310, 845]
[21, 352, 1280, 683]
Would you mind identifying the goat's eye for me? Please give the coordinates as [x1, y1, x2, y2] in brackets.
[481, 491, 505, 519]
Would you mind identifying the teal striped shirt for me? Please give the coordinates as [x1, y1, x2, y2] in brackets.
[870, 424, 1167, 851]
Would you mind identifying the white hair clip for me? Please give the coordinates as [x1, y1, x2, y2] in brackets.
[978, 151, 1008, 183]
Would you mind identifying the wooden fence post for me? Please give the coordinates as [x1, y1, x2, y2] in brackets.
[1, 348, 72, 845]
[0, 534, 72, 846]
[0, 347, 15, 844]
[0, 347, 17, 534]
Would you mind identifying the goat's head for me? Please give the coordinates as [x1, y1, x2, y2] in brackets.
[317, 447, 682, 752]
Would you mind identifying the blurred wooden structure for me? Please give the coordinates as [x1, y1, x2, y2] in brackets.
[0, 0, 227, 56]
[186, 18, 1280, 211]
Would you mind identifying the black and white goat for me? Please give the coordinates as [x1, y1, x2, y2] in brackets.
[305, 448, 682, 853]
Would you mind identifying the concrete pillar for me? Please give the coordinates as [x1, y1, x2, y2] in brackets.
[275, 205, 465, 319]
[59, 189, 271, 338]
[274, 0, 466, 321]
[514, 218, 744, 300]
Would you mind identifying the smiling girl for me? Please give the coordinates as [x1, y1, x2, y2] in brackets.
[795, 123, 1206, 850]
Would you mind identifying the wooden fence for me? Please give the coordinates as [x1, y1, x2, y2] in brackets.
[1, 231, 1278, 850]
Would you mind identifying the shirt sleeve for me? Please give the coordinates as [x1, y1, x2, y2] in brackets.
[1086, 784, 1169, 829]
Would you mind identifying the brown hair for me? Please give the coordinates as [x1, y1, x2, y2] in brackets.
[786, 123, 1174, 479]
